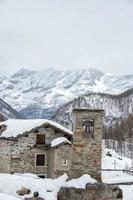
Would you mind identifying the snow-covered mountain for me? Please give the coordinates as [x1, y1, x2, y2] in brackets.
[0, 98, 24, 120]
[53, 88, 133, 129]
[0, 68, 133, 118]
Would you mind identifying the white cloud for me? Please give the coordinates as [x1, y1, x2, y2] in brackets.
[0, 0, 133, 75]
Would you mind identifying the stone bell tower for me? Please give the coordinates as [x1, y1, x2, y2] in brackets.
[70, 109, 104, 181]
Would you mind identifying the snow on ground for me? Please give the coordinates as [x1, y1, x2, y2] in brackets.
[0, 171, 132, 200]
[51, 137, 71, 147]
[103, 171, 133, 184]
[0, 119, 73, 138]
[0, 148, 133, 199]
[0, 173, 96, 200]
[102, 148, 132, 170]
[0, 193, 20, 200]
[120, 185, 133, 200]
[64, 174, 97, 189]
[102, 148, 133, 200]
[0, 173, 68, 200]
[102, 148, 133, 184]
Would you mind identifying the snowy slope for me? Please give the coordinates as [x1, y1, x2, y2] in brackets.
[102, 148, 133, 184]
[53, 88, 133, 129]
[0, 68, 133, 118]
[0, 98, 24, 120]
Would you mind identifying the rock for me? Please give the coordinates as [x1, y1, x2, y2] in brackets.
[33, 192, 39, 197]
[0, 124, 7, 134]
[16, 187, 30, 196]
[58, 182, 123, 200]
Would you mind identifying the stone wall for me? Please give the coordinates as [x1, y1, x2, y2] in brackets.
[0, 139, 12, 173]
[10, 139, 48, 175]
[55, 144, 71, 177]
[0, 125, 71, 177]
[9, 127, 53, 175]
[47, 144, 71, 178]
[58, 183, 123, 200]
[70, 109, 104, 181]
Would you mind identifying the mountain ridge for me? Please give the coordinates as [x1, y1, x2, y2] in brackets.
[0, 98, 24, 120]
[53, 87, 133, 129]
[0, 67, 133, 119]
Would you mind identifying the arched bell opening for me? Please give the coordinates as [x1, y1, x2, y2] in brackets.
[82, 119, 94, 138]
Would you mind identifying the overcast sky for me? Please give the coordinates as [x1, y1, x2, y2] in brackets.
[0, 0, 133, 75]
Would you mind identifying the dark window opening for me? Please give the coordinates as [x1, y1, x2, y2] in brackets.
[62, 158, 68, 165]
[82, 120, 94, 138]
[36, 134, 45, 145]
[38, 174, 46, 178]
[36, 154, 45, 166]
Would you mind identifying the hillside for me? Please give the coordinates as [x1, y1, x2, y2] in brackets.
[0, 68, 133, 119]
[53, 88, 133, 129]
[0, 98, 24, 120]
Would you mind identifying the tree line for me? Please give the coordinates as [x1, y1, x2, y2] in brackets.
[103, 114, 133, 158]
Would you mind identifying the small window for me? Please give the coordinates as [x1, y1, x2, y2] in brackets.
[62, 158, 68, 166]
[82, 120, 94, 138]
[36, 134, 45, 145]
[36, 154, 45, 166]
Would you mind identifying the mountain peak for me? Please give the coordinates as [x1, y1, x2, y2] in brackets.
[0, 67, 132, 118]
[12, 68, 37, 78]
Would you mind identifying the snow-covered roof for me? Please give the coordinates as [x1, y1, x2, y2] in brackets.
[51, 137, 71, 147]
[0, 119, 73, 138]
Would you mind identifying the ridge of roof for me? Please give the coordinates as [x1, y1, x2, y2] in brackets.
[0, 119, 73, 139]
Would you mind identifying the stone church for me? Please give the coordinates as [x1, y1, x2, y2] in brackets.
[0, 109, 104, 180]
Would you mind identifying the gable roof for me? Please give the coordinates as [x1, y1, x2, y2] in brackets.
[0, 119, 73, 139]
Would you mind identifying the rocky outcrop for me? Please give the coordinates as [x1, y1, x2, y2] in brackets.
[58, 183, 123, 200]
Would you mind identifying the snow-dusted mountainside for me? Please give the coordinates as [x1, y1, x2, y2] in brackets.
[0, 98, 24, 120]
[0, 68, 133, 118]
[53, 88, 133, 129]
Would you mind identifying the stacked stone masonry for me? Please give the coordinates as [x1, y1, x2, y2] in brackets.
[70, 109, 104, 181]
[0, 125, 71, 178]
[0, 109, 104, 181]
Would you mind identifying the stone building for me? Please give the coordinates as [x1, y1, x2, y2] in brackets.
[0, 109, 104, 180]
[0, 119, 72, 178]
[70, 109, 104, 181]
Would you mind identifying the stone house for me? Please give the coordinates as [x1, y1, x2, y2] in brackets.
[0, 109, 104, 180]
[0, 119, 72, 178]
